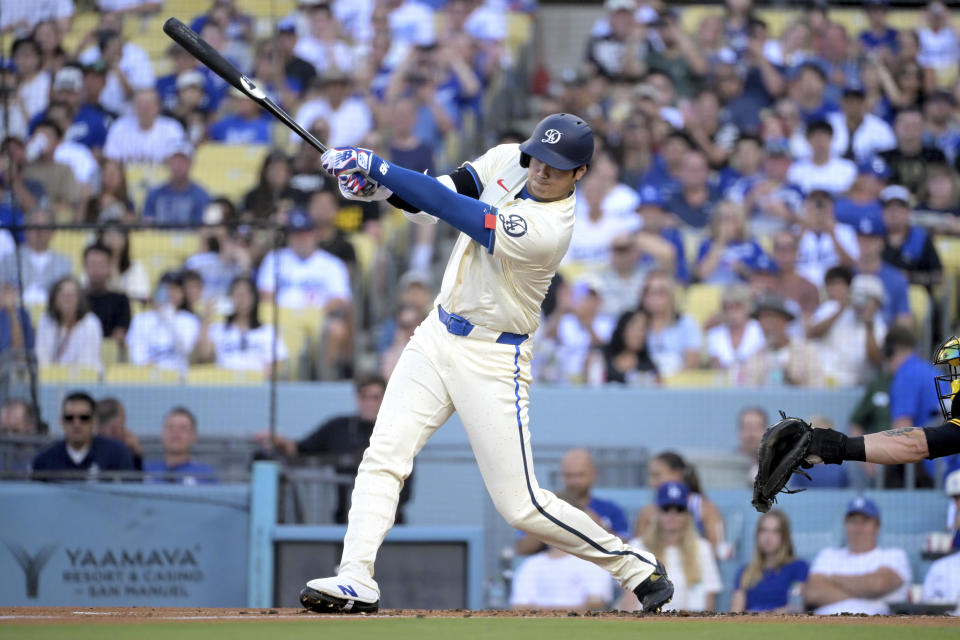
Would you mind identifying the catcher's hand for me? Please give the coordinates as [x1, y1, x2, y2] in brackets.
[751, 411, 814, 513]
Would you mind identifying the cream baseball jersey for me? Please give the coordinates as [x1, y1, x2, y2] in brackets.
[436, 144, 576, 335]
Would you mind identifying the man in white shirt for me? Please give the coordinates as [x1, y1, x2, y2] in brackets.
[804, 497, 911, 615]
[788, 120, 858, 195]
[0, 209, 73, 305]
[103, 89, 185, 164]
[77, 15, 154, 115]
[293, 71, 373, 149]
[795, 190, 860, 287]
[293, 3, 355, 74]
[923, 552, 960, 615]
[917, 1, 959, 74]
[826, 84, 897, 164]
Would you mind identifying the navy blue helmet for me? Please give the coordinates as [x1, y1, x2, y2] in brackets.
[519, 113, 594, 171]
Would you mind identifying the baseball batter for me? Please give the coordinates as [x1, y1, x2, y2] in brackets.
[298, 114, 674, 613]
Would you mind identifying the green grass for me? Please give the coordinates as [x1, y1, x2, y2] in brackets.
[2, 619, 958, 640]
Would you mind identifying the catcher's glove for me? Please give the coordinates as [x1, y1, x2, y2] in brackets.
[751, 411, 814, 513]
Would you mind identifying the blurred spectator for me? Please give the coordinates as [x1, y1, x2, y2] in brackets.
[635, 188, 687, 283]
[827, 83, 896, 163]
[288, 120, 342, 209]
[0, 209, 73, 306]
[86, 159, 134, 222]
[923, 90, 959, 165]
[96, 223, 150, 302]
[706, 283, 763, 371]
[209, 86, 274, 145]
[181, 269, 204, 316]
[35, 276, 103, 368]
[376, 269, 433, 360]
[510, 495, 616, 610]
[274, 18, 317, 93]
[103, 89, 186, 164]
[789, 416, 850, 488]
[295, 71, 373, 149]
[258, 373, 411, 522]
[95, 397, 142, 471]
[922, 549, 960, 615]
[665, 149, 720, 228]
[144, 407, 216, 485]
[917, 0, 959, 78]
[143, 142, 210, 225]
[83, 243, 131, 348]
[804, 497, 910, 614]
[718, 134, 764, 198]
[943, 469, 960, 550]
[32, 391, 134, 478]
[645, 10, 707, 101]
[808, 267, 886, 387]
[36, 65, 111, 154]
[516, 448, 630, 556]
[602, 309, 658, 386]
[640, 129, 693, 203]
[880, 185, 942, 288]
[386, 0, 436, 63]
[0, 283, 34, 360]
[917, 163, 960, 218]
[242, 150, 296, 220]
[294, 2, 354, 75]
[308, 190, 356, 268]
[77, 14, 155, 116]
[731, 510, 809, 613]
[555, 282, 610, 383]
[126, 272, 200, 372]
[184, 210, 252, 304]
[640, 269, 701, 376]
[44, 102, 99, 198]
[31, 19, 67, 74]
[859, 0, 898, 58]
[0, 397, 39, 435]
[743, 293, 823, 387]
[585, 0, 645, 81]
[695, 200, 768, 285]
[735, 138, 804, 230]
[194, 8, 253, 78]
[854, 217, 911, 328]
[387, 96, 436, 174]
[195, 276, 288, 375]
[379, 303, 423, 379]
[789, 63, 835, 123]
[737, 406, 766, 484]
[157, 45, 215, 114]
[595, 235, 650, 323]
[0, 0, 73, 34]
[12, 37, 50, 121]
[628, 482, 722, 612]
[686, 89, 738, 168]
[834, 159, 888, 229]
[251, 39, 300, 109]
[795, 190, 859, 287]
[881, 108, 948, 195]
[787, 120, 857, 195]
[23, 119, 81, 221]
[167, 70, 209, 145]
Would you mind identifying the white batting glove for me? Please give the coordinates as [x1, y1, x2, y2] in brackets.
[338, 173, 393, 202]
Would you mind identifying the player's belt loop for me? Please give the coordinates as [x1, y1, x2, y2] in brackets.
[437, 305, 474, 337]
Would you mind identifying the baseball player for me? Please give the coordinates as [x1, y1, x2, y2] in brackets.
[298, 114, 674, 613]
[753, 336, 960, 511]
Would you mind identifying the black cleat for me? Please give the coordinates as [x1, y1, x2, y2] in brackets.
[632, 561, 674, 613]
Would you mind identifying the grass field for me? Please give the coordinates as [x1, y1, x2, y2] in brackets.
[3, 617, 959, 640]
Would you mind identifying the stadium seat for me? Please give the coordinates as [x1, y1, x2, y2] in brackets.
[50, 230, 93, 276]
[38, 365, 100, 385]
[236, 0, 296, 18]
[100, 340, 122, 368]
[681, 283, 722, 329]
[103, 364, 180, 385]
[186, 365, 265, 385]
[192, 144, 269, 203]
[129, 230, 201, 286]
[26, 303, 46, 330]
[661, 369, 729, 388]
[908, 284, 931, 340]
[60, 13, 100, 54]
[125, 163, 171, 213]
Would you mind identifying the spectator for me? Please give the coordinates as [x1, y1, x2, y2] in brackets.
[308, 190, 356, 268]
[95, 397, 142, 471]
[640, 269, 701, 376]
[258, 373, 411, 523]
[804, 496, 910, 614]
[787, 120, 857, 195]
[942, 469, 960, 551]
[167, 70, 210, 145]
[859, 0, 898, 58]
[0, 138, 43, 227]
[0, 397, 39, 435]
[731, 510, 809, 613]
[695, 200, 768, 285]
[834, 159, 889, 230]
[789, 63, 836, 124]
[665, 149, 720, 228]
[144, 407, 216, 485]
[917, 0, 959, 79]
[288, 119, 342, 210]
[706, 283, 764, 371]
[23, 119, 81, 221]
[795, 190, 859, 287]
[293, 2, 354, 75]
[880, 184, 942, 288]
[242, 150, 296, 220]
[510, 495, 616, 610]
[32, 391, 134, 478]
[808, 267, 886, 387]
[585, 0, 644, 81]
[379, 303, 423, 379]
[103, 89, 186, 164]
[96, 223, 150, 302]
[880, 108, 948, 195]
[157, 44, 214, 114]
[0, 209, 73, 306]
[195, 276, 288, 375]
[555, 282, 610, 384]
[923, 90, 960, 165]
[40, 65, 110, 153]
[595, 235, 649, 324]
[274, 17, 317, 93]
[789, 415, 851, 488]
[126, 272, 200, 372]
[602, 309, 658, 386]
[922, 547, 960, 615]
[35, 276, 103, 368]
[718, 134, 764, 198]
[180, 269, 204, 316]
[43, 102, 99, 201]
[0, 0, 72, 35]
[208, 86, 274, 145]
[143, 142, 210, 225]
[686, 88, 739, 168]
[737, 406, 767, 484]
[12, 37, 50, 121]
[634, 188, 687, 283]
[827, 83, 897, 163]
[645, 10, 707, 101]
[294, 71, 373, 149]
[31, 19, 68, 74]
[917, 163, 960, 219]
[628, 482, 722, 612]
[640, 129, 694, 203]
[83, 243, 131, 348]
[183, 211, 252, 305]
[854, 216, 912, 329]
[743, 293, 823, 387]
[735, 138, 805, 230]
[77, 15, 155, 116]
[85, 159, 134, 222]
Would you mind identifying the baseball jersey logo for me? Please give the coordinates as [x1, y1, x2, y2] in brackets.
[541, 129, 562, 144]
[499, 213, 527, 237]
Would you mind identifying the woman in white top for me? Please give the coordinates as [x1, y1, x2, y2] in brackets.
[126, 272, 200, 371]
[13, 37, 50, 120]
[706, 283, 765, 371]
[195, 276, 288, 375]
[36, 276, 102, 368]
[640, 269, 702, 376]
[98, 223, 150, 302]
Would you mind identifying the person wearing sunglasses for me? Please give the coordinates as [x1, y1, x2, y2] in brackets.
[31, 391, 134, 479]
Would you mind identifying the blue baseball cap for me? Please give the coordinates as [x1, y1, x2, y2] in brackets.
[637, 185, 666, 209]
[286, 209, 316, 232]
[858, 156, 891, 179]
[846, 495, 880, 520]
[856, 214, 885, 237]
[764, 137, 791, 156]
[657, 482, 689, 509]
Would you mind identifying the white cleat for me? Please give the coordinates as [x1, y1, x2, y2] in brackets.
[300, 576, 380, 614]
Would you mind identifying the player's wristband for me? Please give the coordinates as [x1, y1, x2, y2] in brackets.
[842, 436, 866, 462]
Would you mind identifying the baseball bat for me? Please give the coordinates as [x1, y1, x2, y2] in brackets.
[162, 17, 328, 154]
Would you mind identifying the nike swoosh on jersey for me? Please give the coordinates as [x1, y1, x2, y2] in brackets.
[497, 179, 509, 192]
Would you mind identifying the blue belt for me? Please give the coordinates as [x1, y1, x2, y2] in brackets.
[437, 305, 529, 346]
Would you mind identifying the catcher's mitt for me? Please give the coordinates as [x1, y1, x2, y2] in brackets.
[751, 411, 814, 513]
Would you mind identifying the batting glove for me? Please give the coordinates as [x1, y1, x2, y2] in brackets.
[338, 172, 393, 202]
[321, 146, 376, 179]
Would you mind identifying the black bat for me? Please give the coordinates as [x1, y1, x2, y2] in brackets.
[162, 17, 327, 154]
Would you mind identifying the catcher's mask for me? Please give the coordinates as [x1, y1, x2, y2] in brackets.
[934, 335, 960, 420]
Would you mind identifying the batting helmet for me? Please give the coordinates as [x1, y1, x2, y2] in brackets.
[519, 113, 594, 171]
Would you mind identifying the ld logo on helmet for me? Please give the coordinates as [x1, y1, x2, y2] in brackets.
[541, 129, 562, 144]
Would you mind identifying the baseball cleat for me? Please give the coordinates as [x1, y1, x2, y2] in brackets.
[300, 576, 380, 614]
[632, 561, 674, 613]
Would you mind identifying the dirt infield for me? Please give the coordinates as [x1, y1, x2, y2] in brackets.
[1, 607, 958, 625]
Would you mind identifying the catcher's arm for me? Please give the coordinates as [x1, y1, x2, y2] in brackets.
[810, 419, 960, 465]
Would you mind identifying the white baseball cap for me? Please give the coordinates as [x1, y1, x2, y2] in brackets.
[605, 0, 637, 12]
[946, 469, 960, 497]
[176, 70, 205, 91]
[53, 67, 83, 92]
